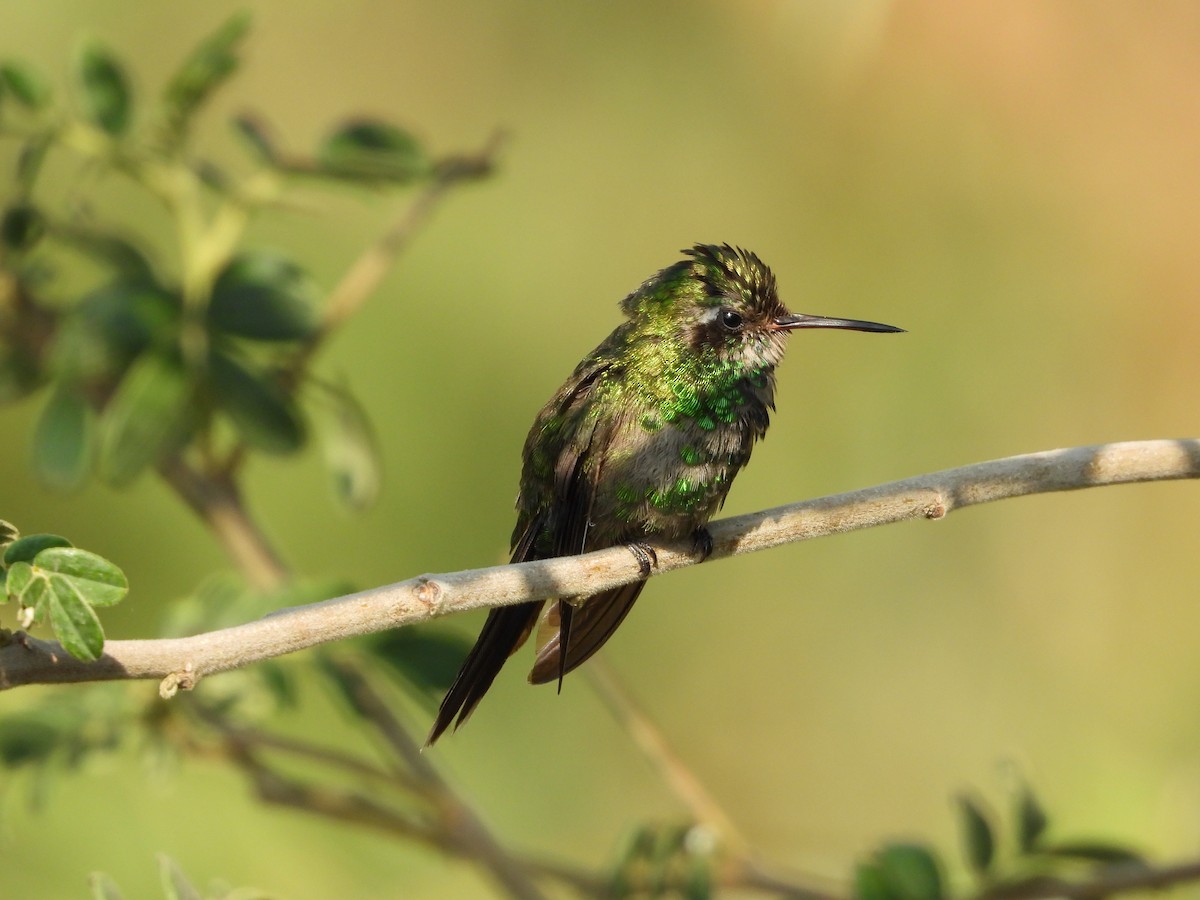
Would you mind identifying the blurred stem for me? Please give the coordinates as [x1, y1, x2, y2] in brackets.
[584, 656, 750, 853]
[158, 453, 289, 591]
[294, 131, 503, 365]
[320, 654, 549, 900]
[974, 858, 1200, 899]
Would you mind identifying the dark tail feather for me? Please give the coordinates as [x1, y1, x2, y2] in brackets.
[528, 580, 646, 685]
[556, 601, 574, 693]
[426, 602, 542, 745]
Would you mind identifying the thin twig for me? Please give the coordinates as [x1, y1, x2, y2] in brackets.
[3, 439, 1198, 690]
[188, 702, 415, 791]
[157, 454, 290, 592]
[296, 132, 503, 367]
[319, 655, 548, 900]
[226, 745, 607, 896]
[976, 858, 1200, 899]
[585, 657, 750, 852]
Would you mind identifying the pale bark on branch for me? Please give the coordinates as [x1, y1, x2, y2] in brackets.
[2, 439, 1196, 692]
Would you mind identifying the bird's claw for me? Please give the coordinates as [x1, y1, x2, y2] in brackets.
[626, 541, 657, 577]
[691, 526, 714, 561]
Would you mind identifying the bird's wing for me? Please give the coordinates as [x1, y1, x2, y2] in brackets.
[527, 363, 650, 685]
[426, 357, 616, 744]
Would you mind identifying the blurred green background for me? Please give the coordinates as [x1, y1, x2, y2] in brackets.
[4, 1, 1200, 896]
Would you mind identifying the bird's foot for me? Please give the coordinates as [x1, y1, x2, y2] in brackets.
[691, 526, 714, 562]
[625, 541, 658, 577]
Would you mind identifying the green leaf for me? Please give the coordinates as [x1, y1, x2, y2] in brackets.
[55, 280, 179, 384]
[854, 862, 895, 900]
[32, 386, 93, 491]
[208, 349, 306, 454]
[231, 113, 277, 164]
[88, 872, 126, 900]
[0, 60, 51, 110]
[158, 854, 203, 900]
[367, 628, 474, 698]
[874, 844, 944, 900]
[16, 135, 52, 188]
[97, 352, 194, 485]
[75, 42, 132, 136]
[45, 573, 106, 660]
[311, 380, 381, 512]
[161, 12, 251, 141]
[35, 547, 128, 608]
[1016, 782, 1048, 853]
[4, 533, 72, 566]
[52, 227, 158, 283]
[317, 118, 428, 183]
[0, 713, 58, 767]
[5, 561, 41, 606]
[682, 835, 715, 900]
[1, 204, 45, 250]
[209, 252, 321, 341]
[957, 794, 995, 876]
[0, 346, 46, 405]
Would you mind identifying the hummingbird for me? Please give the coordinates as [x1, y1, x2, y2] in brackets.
[427, 243, 902, 743]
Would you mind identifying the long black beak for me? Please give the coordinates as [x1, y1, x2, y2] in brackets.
[773, 313, 904, 334]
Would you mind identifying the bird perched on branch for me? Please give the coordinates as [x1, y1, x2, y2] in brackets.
[427, 243, 902, 743]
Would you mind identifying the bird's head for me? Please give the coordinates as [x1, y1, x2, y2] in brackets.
[621, 243, 903, 374]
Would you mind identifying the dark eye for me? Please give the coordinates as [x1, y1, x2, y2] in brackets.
[719, 309, 744, 331]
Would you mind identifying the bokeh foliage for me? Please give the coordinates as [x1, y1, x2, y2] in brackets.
[3, 3, 1200, 899]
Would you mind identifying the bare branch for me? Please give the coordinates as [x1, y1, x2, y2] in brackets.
[976, 857, 1200, 899]
[2, 439, 1197, 691]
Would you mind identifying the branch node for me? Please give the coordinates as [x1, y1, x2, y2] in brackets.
[413, 577, 444, 612]
[160, 664, 199, 699]
[923, 496, 948, 520]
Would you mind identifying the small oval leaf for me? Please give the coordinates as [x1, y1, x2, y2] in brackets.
[0, 60, 52, 110]
[5, 560, 35, 600]
[32, 386, 93, 491]
[208, 349, 306, 454]
[56, 280, 180, 383]
[158, 853, 203, 900]
[311, 380, 381, 512]
[46, 574, 105, 660]
[317, 118, 428, 183]
[231, 113, 277, 164]
[97, 352, 194, 485]
[0, 713, 59, 767]
[4, 533, 72, 566]
[76, 42, 132, 136]
[209, 252, 320, 341]
[2, 203, 45, 251]
[1016, 782, 1049, 853]
[35, 547, 128, 607]
[957, 794, 995, 876]
[161, 12, 251, 141]
[876, 843, 944, 900]
[88, 872, 126, 900]
[854, 862, 894, 900]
